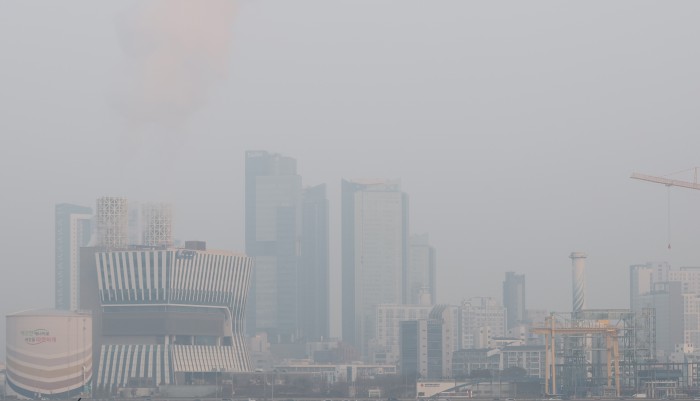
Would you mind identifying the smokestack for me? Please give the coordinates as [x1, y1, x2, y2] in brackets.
[570, 252, 587, 315]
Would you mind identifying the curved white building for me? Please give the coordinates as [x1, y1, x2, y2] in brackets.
[5, 309, 92, 399]
[81, 244, 253, 394]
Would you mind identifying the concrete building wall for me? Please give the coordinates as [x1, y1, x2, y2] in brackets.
[461, 297, 506, 349]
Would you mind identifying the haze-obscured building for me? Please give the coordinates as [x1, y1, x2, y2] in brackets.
[342, 179, 408, 357]
[95, 196, 128, 249]
[141, 202, 173, 247]
[635, 282, 684, 357]
[398, 305, 459, 380]
[55, 203, 92, 310]
[461, 297, 506, 349]
[630, 263, 700, 359]
[245, 151, 301, 342]
[501, 345, 546, 377]
[299, 184, 330, 341]
[245, 151, 330, 344]
[503, 272, 525, 330]
[374, 304, 432, 364]
[630, 262, 671, 312]
[407, 234, 436, 305]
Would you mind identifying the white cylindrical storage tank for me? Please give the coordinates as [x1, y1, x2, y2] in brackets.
[5, 309, 92, 399]
[570, 252, 587, 314]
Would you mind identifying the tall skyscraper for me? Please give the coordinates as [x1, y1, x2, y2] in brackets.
[245, 151, 301, 341]
[342, 179, 408, 357]
[55, 203, 92, 310]
[299, 184, 330, 341]
[246, 151, 332, 343]
[503, 271, 526, 330]
[407, 234, 437, 305]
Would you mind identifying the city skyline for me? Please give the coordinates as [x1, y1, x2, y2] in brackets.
[3, 1, 700, 360]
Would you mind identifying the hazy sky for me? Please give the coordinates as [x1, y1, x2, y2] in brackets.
[2, 1, 700, 354]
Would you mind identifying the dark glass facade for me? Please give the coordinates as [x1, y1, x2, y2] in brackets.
[245, 151, 329, 342]
[400, 321, 420, 378]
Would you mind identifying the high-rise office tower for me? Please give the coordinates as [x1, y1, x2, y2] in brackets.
[245, 151, 302, 342]
[55, 203, 92, 310]
[299, 184, 330, 341]
[342, 179, 408, 357]
[95, 196, 128, 249]
[245, 151, 330, 343]
[503, 271, 526, 330]
[407, 234, 436, 305]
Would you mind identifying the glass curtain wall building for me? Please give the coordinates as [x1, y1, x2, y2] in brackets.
[342, 179, 408, 357]
[245, 151, 330, 343]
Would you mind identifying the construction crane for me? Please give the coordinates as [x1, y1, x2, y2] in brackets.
[631, 170, 700, 191]
[631, 168, 700, 249]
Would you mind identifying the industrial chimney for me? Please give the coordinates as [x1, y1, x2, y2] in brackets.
[570, 252, 587, 315]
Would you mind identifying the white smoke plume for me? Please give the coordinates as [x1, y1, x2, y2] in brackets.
[115, 0, 235, 125]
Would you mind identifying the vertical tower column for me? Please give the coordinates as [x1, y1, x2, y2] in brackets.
[570, 252, 587, 315]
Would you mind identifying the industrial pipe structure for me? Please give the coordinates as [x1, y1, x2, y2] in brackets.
[531, 315, 621, 397]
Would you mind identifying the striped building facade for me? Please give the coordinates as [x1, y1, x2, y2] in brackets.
[84, 247, 253, 393]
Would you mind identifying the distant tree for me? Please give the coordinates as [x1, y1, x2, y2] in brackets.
[470, 369, 492, 379]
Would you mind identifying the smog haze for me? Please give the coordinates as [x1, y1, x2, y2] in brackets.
[1, 1, 700, 357]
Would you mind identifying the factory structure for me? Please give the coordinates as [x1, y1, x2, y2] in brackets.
[397, 252, 700, 400]
[528, 253, 700, 399]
